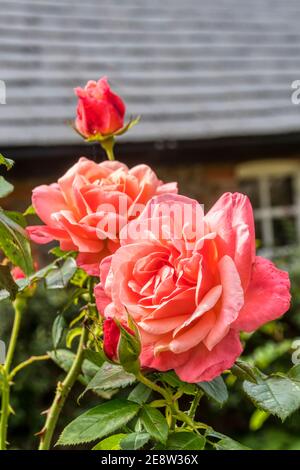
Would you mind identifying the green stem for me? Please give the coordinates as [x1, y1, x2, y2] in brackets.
[136, 372, 171, 402]
[176, 410, 201, 430]
[0, 297, 26, 450]
[136, 372, 202, 431]
[188, 390, 203, 421]
[5, 298, 25, 372]
[0, 375, 9, 450]
[100, 137, 115, 161]
[10, 355, 49, 380]
[38, 326, 88, 450]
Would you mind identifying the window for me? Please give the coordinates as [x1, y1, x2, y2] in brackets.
[237, 160, 300, 256]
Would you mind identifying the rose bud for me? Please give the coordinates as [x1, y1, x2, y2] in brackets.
[103, 317, 141, 374]
[74, 77, 126, 140]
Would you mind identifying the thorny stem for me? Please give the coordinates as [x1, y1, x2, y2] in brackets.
[0, 374, 9, 451]
[136, 372, 201, 431]
[38, 326, 88, 450]
[0, 297, 26, 450]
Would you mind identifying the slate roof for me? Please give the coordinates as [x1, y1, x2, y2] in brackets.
[0, 0, 300, 146]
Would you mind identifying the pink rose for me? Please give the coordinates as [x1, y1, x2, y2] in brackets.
[95, 193, 291, 383]
[74, 77, 125, 138]
[27, 158, 177, 276]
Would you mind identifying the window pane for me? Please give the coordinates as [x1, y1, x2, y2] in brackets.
[254, 220, 263, 249]
[270, 176, 293, 207]
[239, 179, 260, 209]
[272, 217, 297, 246]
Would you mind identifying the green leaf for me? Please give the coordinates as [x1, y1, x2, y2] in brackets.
[197, 376, 228, 406]
[0, 176, 13, 198]
[48, 350, 116, 399]
[4, 210, 27, 229]
[46, 257, 77, 289]
[128, 382, 152, 405]
[81, 358, 100, 381]
[80, 362, 123, 401]
[0, 265, 18, 300]
[80, 362, 136, 399]
[140, 405, 168, 444]
[0, 288, 10, 301]
[166, 432, 205, 450]
[134, 417, 143, 433]
[243, 368, 300, 421]
[92, 434, 126, 450]
[231, 360, 261, 384]
[48, 348, 86, 383]
[57, 399, 139, 445]
[287, 363, 300, 380]
[17, 260, 61, 290]
[0, 210, 33, 275]
[0, 154, 14, 170]
[48, 349, 76, 373]
[213, 436, 250, 450]
[52, 315, 66, 349]
[120, 432, 150, 450]
[84, 349, 106, 369]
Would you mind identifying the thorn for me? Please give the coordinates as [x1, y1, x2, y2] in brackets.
[35, 426, 46, 437]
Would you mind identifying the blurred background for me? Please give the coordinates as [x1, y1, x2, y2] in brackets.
[1, 0, 300, 450]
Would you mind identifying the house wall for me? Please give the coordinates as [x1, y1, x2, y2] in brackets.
[157, 163, 237, 210]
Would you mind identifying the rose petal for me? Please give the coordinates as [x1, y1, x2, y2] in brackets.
[175, 329, 243, 383]
[233, 256, 291, 332]
[204, 255, 244, 351]
[169, 310, 216, 354]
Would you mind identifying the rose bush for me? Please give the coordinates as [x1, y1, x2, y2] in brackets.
[27, 158, 177, 275]
[0, 76, 297, 452]
[95, 193, 291, 382]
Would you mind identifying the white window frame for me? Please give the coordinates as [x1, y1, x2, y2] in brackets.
[236, 159, 300, 257]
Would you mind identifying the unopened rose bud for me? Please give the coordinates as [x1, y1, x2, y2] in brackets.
[74, 77, 125, 140]
[103, 317, 123, 362]
[103, 317, 141, 374]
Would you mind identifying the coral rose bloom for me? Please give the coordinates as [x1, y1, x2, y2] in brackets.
[74, 77, 125, 138]
[95, 193, 291, 383]
[27, 158, 177, 276]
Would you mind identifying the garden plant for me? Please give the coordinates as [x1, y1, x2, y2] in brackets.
[0, 78, 299, 451]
